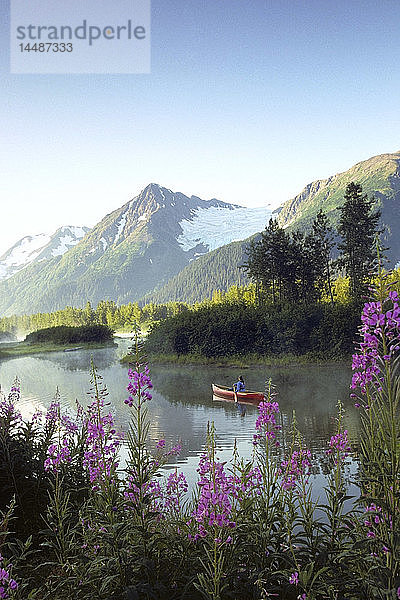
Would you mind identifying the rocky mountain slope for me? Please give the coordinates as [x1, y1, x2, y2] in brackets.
[0, 184, 271, 315]
[276, 151, 400, 264]
[142, 151, 400, 304]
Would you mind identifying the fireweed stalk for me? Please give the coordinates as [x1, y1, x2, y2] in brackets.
[43, 391, 74, 578]
[351, 262, 400, 596]
[324, 400, 352, 556]
[123, 325, 183, 570]
[44, 366, 126, 596]
[83, 362, 127, 585]
[278, 413, 314, 597]
[188, 422, 237, 600]
[241, 381, 287, 596]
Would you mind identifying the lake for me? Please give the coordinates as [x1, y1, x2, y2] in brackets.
[0, 338, 359, 493]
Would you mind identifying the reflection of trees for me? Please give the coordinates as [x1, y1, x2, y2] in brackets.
[34, 342, 124, 372]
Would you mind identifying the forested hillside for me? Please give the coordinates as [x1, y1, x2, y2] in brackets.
[144, 237, 254, 304]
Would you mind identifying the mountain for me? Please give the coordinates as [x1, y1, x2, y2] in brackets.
[142, 151, 400, 304]
[0, 226, 90, 281]
[0, 184, 271, 315]
[276, 151, 400, 264]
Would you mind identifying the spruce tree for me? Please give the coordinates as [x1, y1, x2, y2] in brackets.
[244, 218, 291, 303]
[309, 210, 335, 303]
[337, 182, 382, 302]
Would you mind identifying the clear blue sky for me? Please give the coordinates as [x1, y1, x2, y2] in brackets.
[1, 0, 400, 255]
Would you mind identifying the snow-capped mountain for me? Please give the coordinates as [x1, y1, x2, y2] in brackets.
[78, 184, 271, 260]
[0, 184, 271, 315]
[0, 226, 90, 281]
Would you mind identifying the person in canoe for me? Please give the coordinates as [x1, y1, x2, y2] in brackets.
[233, 375, 245, 393]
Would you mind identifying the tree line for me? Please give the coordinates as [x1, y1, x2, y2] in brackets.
[244, 182, 383, 305]
[0, 299, 190, 337]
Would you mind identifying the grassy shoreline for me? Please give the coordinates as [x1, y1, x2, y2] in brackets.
[121, 351, 350, 368]
[0, 340, 116, 359]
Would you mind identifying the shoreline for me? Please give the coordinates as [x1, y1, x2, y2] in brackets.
[0, 340, 116, 359]
[121, 351, 350, 368]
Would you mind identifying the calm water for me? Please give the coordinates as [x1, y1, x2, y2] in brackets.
[0, 339, 359, 492]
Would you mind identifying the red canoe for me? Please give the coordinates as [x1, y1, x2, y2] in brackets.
[212, 383, 265, 404]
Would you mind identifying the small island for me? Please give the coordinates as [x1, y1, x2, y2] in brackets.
[0, 325, 114, 359]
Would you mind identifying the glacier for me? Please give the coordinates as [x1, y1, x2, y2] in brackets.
[177, 205, 272, 252]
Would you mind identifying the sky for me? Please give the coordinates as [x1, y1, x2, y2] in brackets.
[1, 0, 400, 256]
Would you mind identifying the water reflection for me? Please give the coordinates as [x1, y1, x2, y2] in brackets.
[0, 340, 359, 491]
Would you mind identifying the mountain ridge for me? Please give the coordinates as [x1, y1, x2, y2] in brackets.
[0, 183, 271, 315]
[1, 151, 399, 316]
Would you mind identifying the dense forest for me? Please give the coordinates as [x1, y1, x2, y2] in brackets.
[143, 238, 252, 305]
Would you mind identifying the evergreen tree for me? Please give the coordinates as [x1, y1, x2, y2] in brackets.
[309, 210, 335, 303]
[244, 219, 320, 305]
[337, 182, 382, 301]
[288, 230, 317, 303]
[244, 218, 292, 303]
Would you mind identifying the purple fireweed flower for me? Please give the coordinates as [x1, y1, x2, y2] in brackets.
[83, 394, 122, 488]
[46, 400, 61, 423]
[188, 450, 238, 542]
[396, 586, 400, 599]
[279, 449, 311, 491]
[44, 438, 72, 473]
[362, 503, 394, 544]
[351, 290, 400, 397]
[253, 400, 281, 447]
[124, 366, 153, 407]
[7, 379, 20, 404]
[31, 410, 43, 425]
[165, 471, 188, 513]
[0, 379, 22, 428]
[167, 443, 182, 456]
[61, 413, 78, 434]
[289, 571, 299, 585]
[240, 466, 263, 496]
[326, 430, 351, 462]
[156, 439, 166, 449]
[0, 560, 18, 599]
[125, 453, 186, 518]
[125, 476, 163, 514]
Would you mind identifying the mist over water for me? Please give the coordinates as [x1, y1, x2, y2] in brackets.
[0, 339, 359, 493]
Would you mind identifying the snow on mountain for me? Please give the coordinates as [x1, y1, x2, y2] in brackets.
[0, 226, 89, 280]
[177, 205, 272, 253]
[0, 183, 273, 314]
[0, 233, 52, 279]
